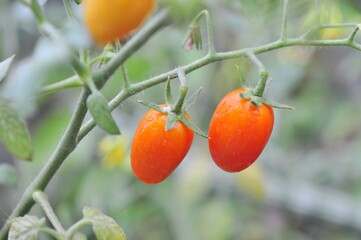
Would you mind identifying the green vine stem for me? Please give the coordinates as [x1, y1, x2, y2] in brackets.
[39, 75, 83, 95]
[76, 27, 361, 141]
[32, 191, 66, 234]
[1, 2, 361, 239]
[280, 0, 288, 41]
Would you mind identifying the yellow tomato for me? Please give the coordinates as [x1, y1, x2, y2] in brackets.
[84, 0, 157, 44]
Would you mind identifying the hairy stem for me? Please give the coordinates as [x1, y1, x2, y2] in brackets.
[39, 75, 83, 95]
[33, 191, 66, 234]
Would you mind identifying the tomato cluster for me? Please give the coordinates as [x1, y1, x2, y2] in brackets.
[82, 1, 275, 184]
[130, 88, 274, 184]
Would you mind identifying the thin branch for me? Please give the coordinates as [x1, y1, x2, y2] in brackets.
[32, 191, 66, 234]
[347, 24, 360, 43]
[280, 0, 289, 42]
[120, 64, 130, 89]
[39, 75, 83, 95]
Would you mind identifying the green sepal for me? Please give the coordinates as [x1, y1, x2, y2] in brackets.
[240, 89, 294, 110]
[74, 0, 82, 4]
[165, 79, 174, 105]
[263, 98, 295, 110]
[138, 72, 206, 137]
[0, 100, 32, 161]
[179, 115, 208, 138]
[137, 100, 168, 114]
[235, 65, 247, 87]
[87, 91, 121, 135]
[183, 87, 202, 111]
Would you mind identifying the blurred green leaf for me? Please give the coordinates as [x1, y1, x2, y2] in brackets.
[8, 215, 45, 240]
[0, 100, 32, 161]
[0, 55, 15, 83]
[0, 163, 17, 187]
[83, 207, 126, 240]
[86, 92, 120, 135]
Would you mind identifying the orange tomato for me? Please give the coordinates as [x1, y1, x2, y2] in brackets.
[208, 88, 274, 172]
[83, 0, 157, 44]
[131, 105, 194, 184]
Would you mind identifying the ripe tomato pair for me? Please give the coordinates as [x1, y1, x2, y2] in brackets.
[131, 88, 274, 184]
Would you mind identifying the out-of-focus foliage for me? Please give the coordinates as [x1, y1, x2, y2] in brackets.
[1, 0, 361, 239]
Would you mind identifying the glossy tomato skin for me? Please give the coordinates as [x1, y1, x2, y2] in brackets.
[84, 0, 157, 44]
[208, 88, 274, 172]
[131, 106, 194, 184]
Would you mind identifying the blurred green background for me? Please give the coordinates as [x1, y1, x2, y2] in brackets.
[1, 0, 361, 239]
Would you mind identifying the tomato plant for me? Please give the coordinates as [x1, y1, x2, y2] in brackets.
[83, 0, 157, 44]
[131, 105, 194, 184]
[208, 88, 274, 172]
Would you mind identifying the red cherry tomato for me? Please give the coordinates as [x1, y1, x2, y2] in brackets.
[131, 105, 194, 184]
[208, 88, 274, 172]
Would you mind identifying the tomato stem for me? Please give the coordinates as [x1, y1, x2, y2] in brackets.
[33, 191, 66, 235]
[173, 70, 189, 115]
[246, 51, 269, 97]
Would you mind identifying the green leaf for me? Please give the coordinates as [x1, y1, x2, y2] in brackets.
[83, 207, 126, 240]
[0, 55, 15, 83]
[8, 215, 45, 240]
[0, 163, 17, 187]
[87, 92, 121, 135]
[0, 100, 32, 161]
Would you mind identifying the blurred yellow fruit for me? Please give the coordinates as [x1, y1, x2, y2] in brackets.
[98, 136, 129, 169]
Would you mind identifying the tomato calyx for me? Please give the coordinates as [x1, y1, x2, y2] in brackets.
[138, 70, 207, 138]
[240, 87, 294, 110]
